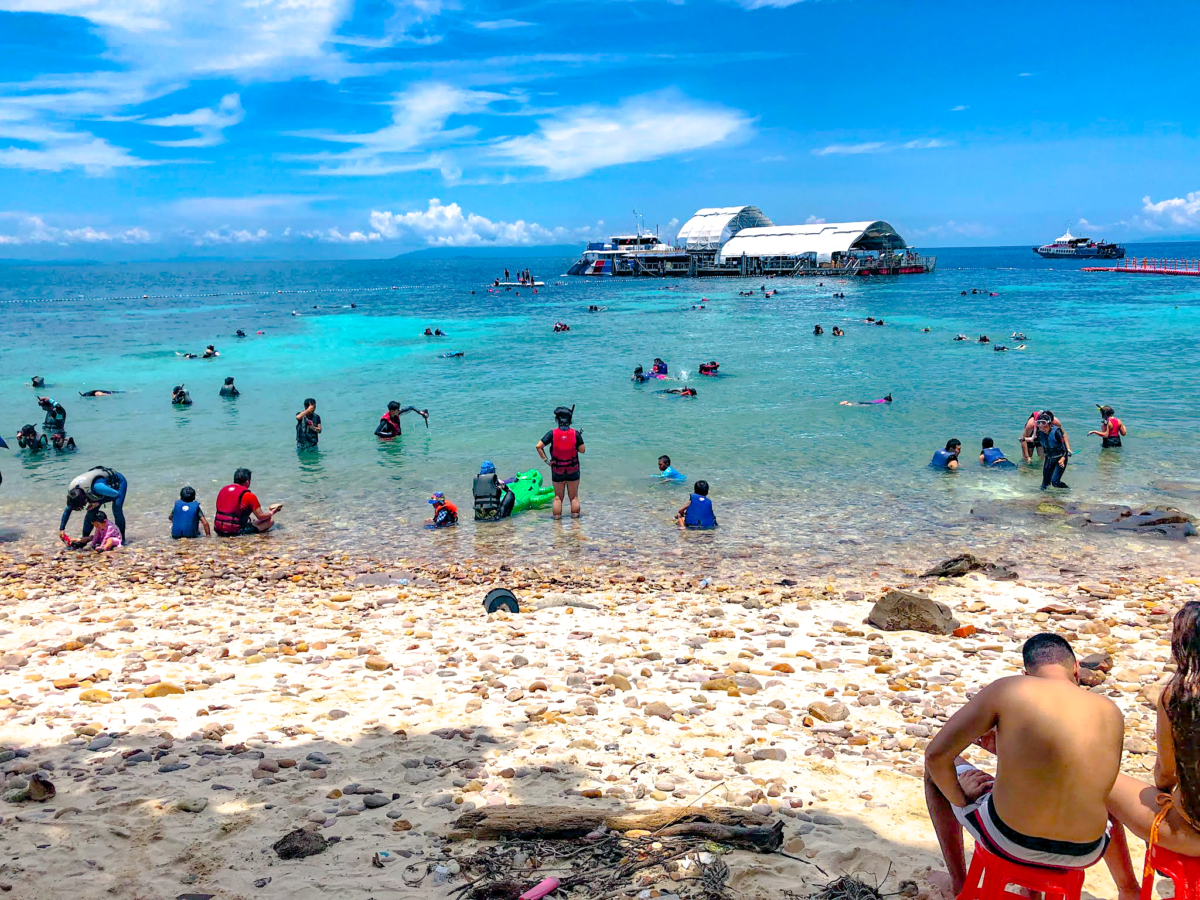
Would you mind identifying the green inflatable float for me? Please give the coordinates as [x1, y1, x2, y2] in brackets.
[473, 467, 554, 520]
[509, 468, 555, 514]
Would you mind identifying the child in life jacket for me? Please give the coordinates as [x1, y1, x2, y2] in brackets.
[426, 492, 459, 528]
[676, 480, 718, 529]
[170, 485, 211, 539]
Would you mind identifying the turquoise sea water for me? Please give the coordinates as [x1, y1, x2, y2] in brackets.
[1, 245, 1198, 575]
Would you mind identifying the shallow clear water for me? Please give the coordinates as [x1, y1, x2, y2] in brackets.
[1, 246, 1198, 576]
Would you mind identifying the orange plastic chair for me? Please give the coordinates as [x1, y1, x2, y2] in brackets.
[1140, 843, 1200, 900]
[958, 844, 1084, 900]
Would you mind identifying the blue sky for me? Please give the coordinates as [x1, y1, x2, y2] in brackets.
[1, 0, 1199, 259]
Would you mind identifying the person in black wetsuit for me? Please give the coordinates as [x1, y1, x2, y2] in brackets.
[38, 397, 66, 436]
[172, 385, 192, 406]
[375, 401, 428, 438]
[473, 461, 516, 521]
[1035, 412, 1071, 489]
[16, 425, 47, 451]
[219, 377, 240, 398]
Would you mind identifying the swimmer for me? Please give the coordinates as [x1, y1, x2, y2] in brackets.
[632, 366, 649, 383]
[439, 350, 464, 358]
[31, 376, 45, 388]
[435, 328, 445, 336]
[930, 438, 962, 470]
[978, 335, 990, 343]
[813, 324, 824, 335]
[994, 344, 1009, 352]
[651, 358, 668, 377]
[657, 387, 697, 397]
[832, 327, 844, 336]
[375, 400, 429, 438]
[840, 394, 893, 406]
[78, 390, 119, 397]
[922, 327, 931, 333]
[423, 328, 434, 336]
[171, 384, 193, 406]
[875, 319, 884, 326]
[16, 424, 48, 451]
[979, 437, 1016, 469]
[179, 352, 199, 359]
[50, 432, 76, 452]
[657, 455, 686, 482]
[236, 329, 246, 337]
[1088, 405, 1127, 448]
[1012, 332, 1027, 341]
[698, 361, 720, 376]
[953, 334, 968, 342]
[202, 344, 218, 358]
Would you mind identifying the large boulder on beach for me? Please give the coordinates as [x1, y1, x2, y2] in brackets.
[868, 590, 959, 635]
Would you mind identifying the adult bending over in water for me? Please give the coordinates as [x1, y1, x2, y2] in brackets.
[1020, 409, 1065, 462]
[1089, 404, 1127, 448]
[61, 465, 128, 543]
[1104, 602, 1200, 900]
[214, 468, 281, 535]
[924, 633, 1122, 895]
[840, 394, 892, 406]
[536, 405, 584, 519]
[375, 401, 428, 438]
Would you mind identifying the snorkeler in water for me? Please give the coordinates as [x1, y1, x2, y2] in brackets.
[698, 361, 720, 376]
[79, 390, 120, 397]
[657, 387, 697, 397]
[840, 394, 893, 406]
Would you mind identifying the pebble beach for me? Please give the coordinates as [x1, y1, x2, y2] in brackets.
[1, 541, 1194, 899]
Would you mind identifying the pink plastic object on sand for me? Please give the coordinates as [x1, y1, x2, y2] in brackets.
[518, 876, 560, 900]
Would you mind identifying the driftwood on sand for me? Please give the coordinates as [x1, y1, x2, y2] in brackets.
[450, 805, 784, 853]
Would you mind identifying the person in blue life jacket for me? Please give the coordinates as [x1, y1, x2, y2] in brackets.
[657, 455, 686, 482]
[979, 437, 1016, 469]
[651, 358, 668, 377]
[170, 485, 211, 539]
[931, 439, 962, 470]
[676, 480, 718, 529]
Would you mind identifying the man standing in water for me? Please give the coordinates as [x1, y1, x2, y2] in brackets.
[923, 634, 1123, 895]
[296, 398, 321, 449]
[536, 405, 584, 519]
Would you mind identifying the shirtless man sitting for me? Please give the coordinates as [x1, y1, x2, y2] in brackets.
[924, 633, 1124, 894]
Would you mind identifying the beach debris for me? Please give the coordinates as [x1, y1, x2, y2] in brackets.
[867, 590, 959, 635]
[517, 876, 560, 899]
[922, 554, 1017, 581]
[483, 588, 520, 614]
[272, 828, 329, 860]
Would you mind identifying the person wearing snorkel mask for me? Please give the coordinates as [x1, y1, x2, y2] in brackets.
[536, 405, 585, 519]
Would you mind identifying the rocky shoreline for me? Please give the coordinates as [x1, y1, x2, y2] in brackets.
[0, 545, 1197, 899]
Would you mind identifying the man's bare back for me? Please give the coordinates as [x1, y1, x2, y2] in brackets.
[924, 633, 1125, 891]
[986, 675, 1123, 842]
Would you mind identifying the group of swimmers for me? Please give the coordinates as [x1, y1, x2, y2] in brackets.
[10, 395, 76, 454]
[552, 322, 571, 332]
[812, 325, 846, 336]
[930, 405, 1127, 490]
[422, 328, 447, 336]
[178, 344, 219, 360]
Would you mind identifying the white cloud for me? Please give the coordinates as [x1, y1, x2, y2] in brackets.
[805, 215, 825, 224]
[950, 105, 968, 112]
[291, 82, 508, 176]
[1140, 191, 1200, 229]
[668, 217, 680, 228]
[300, 227, 382, 243]
[729, 0, 806, 7]
[0, 137, 158, 173]
[903, 138, 948, 150]
[193, 227, 271, 245]
[145, 93, 244, 147]
[0, 215, 154, 244]
[367, 198, 585, 246]
[1018, 72, 1033, 77]
[169, 195, 325, 218]
[492, 90, 751, 179]
[812, 142, 886, 156]
[812, 139, 950, 156]
[473, 19, 534, 29]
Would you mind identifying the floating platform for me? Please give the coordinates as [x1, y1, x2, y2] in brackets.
[492, 281, 544, 287]
[1083, 258, 1200, 277]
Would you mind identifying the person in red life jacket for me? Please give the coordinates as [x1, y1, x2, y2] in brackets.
[676, 479, 718, 529]
[214, 468, 282, 536]
[374, 401, 429, 439]
[1088, 404, 1127, 449]
[536, 405, 585, 519]
[425, 492, 458, 528]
